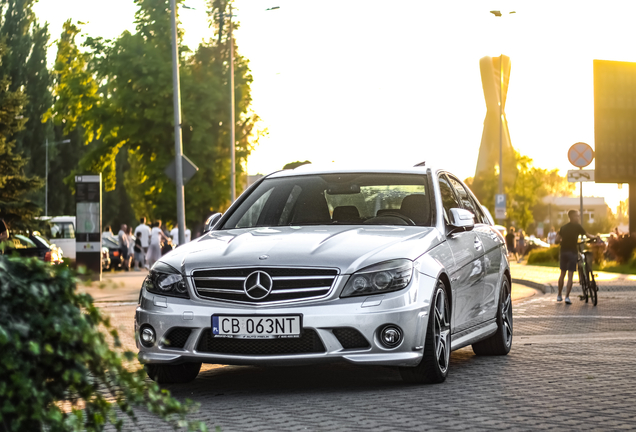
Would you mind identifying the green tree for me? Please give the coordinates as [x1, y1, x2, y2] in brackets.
[465, 151, 574, 231]
[0, 44, 43, 230]
[67, 0, 262, 230]
[45, 20, 100, 216]
[0, 0, 52, 206]
[283, 160, 312, 170]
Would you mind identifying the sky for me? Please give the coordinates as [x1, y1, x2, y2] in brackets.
[32, 0, 635, 212]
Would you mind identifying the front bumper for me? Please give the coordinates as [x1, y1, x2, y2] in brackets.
[136, 271, 437, 367]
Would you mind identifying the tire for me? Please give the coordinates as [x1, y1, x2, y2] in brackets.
[579, 266, 588, 303]
[145, 362, 202, 384]
[472, 278, 512, 356]
[400, 281, 450, 384]
[588, 271, 598, 307]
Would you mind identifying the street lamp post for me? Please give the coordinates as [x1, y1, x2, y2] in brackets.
[45, 137, 71, 216]
[229, 3, 236, 203]
[170, 0, 186, 246]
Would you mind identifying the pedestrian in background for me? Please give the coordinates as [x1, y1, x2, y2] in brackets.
[556, 209, 597, 304]
[547, 226, 557, 245]
[0, 218, 8, 254]
[147, 220, 169, 269]
[133, 236, 144, 271]
[170, 224, 192, 247]
[126, 226, 135, 269]
[102, 225, 115, 242]
[506, 227, 517, 261]
[516, 229, 526, 263]
[134, 217, 151, 269]
[117, 224, 129, 271]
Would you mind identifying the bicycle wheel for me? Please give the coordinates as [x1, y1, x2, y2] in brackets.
[578, 266, 588, 302]
[588, 274, 598, 306]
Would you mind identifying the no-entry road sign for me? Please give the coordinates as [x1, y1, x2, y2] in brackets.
[568, 142, 594, 168]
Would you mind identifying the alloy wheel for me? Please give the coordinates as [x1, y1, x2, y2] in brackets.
[434, 287, 451, 374]
[502, 288, 513, 348]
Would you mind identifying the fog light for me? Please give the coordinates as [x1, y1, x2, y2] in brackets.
[140, 326, 156, 347]
[379, 325, 403, 348]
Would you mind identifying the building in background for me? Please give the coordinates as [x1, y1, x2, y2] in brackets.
[542, 196, 609, 228]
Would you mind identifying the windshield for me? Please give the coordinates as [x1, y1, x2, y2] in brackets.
[222, 173, 432, 229]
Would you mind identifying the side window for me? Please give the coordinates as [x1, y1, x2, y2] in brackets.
[63, 223, 75, 239]
[448, 176, 478, 218]
[468, 195, 488, 224]
[438, 175, 461, 224]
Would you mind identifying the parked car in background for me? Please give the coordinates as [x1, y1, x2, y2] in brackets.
[40, 216, 76, 260]
[4, 232, 64, 264]
[523, 236, 551, 256]
[102, 236, 122, 270]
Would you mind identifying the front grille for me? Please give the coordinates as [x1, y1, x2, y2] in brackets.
[196, 329, 326, 355]
[161, 328, 192, 349]
[191, 267, 338, 304]
[333, 327, 370, 349]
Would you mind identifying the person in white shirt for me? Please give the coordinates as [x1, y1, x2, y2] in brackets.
[169, 225, 192, 247]
[547, 227, 557, 245]
[146, 220, 170, 269]
[134, 217, 152, 269]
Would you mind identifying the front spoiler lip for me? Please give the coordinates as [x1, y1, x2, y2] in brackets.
[138, 351, 422, 367]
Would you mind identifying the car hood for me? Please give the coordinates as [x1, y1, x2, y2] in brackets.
[160, 225, 444, 275]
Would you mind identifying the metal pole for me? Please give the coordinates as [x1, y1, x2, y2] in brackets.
[579, 168, 584, 229]
[229, 4, 236, 203]
[170, 0, 186, 245]
[45, 137, 48, 216]
[499, 54, 504, 198]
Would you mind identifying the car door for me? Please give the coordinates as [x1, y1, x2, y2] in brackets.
[452, 179, 503, 322]
[438, 174, 486, 333]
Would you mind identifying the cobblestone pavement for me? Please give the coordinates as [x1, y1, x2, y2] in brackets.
[103, 284, 636, 431]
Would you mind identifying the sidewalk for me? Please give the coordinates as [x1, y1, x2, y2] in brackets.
[510, 261, 636, 293]
[77, 270, 147, 302]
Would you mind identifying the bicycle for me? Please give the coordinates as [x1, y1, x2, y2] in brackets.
[577, 237, 598, 306]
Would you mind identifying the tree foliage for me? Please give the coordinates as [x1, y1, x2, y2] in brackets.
[0, 255, 206, 431]
[283, 160, 312, 170]
[56, 0, 262, 230]
[465, 151, 574, 231]
[0, 44, 43, 230]
[0, 0, 51, 205]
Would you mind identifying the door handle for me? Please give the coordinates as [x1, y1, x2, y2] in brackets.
[474, 238, 483, 250]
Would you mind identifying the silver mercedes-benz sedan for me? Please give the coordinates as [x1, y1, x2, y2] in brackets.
[135, 165, 512, 384]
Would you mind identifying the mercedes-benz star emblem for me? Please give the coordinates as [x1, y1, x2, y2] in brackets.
[244, 271, 274, 300]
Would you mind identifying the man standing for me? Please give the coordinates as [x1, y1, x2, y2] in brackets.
[547, 226, 557, 245]
[170, 225, 192, 247]
[117, 224, 129, 271]
[556, 210, 595, 304]
[134, 217, 151, 269]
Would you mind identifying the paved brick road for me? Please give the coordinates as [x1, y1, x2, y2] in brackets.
[103, 284, 636, 431]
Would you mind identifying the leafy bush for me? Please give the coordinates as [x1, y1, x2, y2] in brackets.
[0, 255, 206, 431]
[609, 235, 636, 264]
[527, 246, 560, 264]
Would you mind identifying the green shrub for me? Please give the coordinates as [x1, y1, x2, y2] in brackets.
[0, 256, 206, 432]
[527, 246, 560, 264]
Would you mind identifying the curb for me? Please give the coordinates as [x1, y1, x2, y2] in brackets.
[512, 278, 636, 294]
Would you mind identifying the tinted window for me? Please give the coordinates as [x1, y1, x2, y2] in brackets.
[438, 175, 461, 224]
[448, 175, 478, 217]
[222, 173, 431, 228]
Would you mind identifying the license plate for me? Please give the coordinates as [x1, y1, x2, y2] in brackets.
[212, 315, 302, 339]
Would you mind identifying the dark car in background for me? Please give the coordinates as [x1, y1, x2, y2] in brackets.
[4, 232, 64, 264]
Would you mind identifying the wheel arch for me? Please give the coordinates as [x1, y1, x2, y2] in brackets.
[437, 271, 452, 311]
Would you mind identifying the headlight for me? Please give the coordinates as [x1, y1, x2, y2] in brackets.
[143, 262, 189, 299]
[341, 259, 413, 298]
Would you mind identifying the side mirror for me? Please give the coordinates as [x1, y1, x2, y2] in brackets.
[449, 208, 474, 233]
[203, 213, 222, 233]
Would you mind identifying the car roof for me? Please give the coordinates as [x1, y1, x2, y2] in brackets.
[267, 164, 447, 178]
